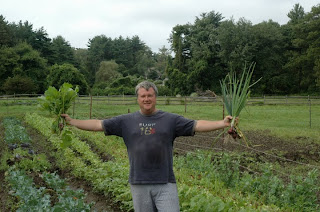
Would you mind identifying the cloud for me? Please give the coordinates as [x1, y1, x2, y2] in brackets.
[1, 0, 319, 52]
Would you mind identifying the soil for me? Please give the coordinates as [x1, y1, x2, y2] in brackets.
[174, 130, 320, 165]
[1, 118, 319, 211]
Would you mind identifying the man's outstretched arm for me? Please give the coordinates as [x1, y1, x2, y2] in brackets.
[61, 114, 103, 131]
[195, 115, 233, 132]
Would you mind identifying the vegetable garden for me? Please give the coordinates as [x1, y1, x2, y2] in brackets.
[1, 93, 320, 211]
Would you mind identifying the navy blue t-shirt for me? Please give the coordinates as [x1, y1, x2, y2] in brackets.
[102, 110, 196, 184]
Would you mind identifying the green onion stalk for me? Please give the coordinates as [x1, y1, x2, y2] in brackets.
[219, 62, 260, 146]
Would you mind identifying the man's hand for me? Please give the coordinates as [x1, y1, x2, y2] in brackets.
[61, 114, 72, 125]
[223, 115, 233, 127]
[223, 115, 239, 127]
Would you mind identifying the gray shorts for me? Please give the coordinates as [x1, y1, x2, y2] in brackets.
[130, 183, 180, 212]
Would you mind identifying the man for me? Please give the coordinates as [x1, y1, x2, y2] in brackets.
[61, 81, 233, 212]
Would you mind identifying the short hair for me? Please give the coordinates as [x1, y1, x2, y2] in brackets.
[135, 81, 158, 96]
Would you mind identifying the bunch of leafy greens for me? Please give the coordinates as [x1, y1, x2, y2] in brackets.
[38, 83, 79, 148]
[219, 62, 260, 145]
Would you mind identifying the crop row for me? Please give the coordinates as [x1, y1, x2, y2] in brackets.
[71, 118, 320, 211]
[25, 113, 133, 211]
[26, 112, 320, 211]
[1, 116, 94, 211]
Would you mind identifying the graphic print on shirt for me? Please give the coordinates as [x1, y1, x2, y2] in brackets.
[139, 122, 156, 135]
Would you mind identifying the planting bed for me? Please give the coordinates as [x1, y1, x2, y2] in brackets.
[0, 117, 121, 212]
[1, 114, 319, 211]
[175, 130, 320, 164]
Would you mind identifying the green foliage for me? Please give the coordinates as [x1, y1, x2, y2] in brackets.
[12, 149, 52, 172]
[2, 75, 38, 94]
[0, 15, 14, 47]
[0, 46, 21, 91]
[6, 167, 93, 211]
[51, 35, 76, 66]
[221, 63, 259, 120]
[91, 76, 142, 95]
[95, 60, 121, 84]
[13, 42, 49, 93]
[2, 117, 31, 144]
[176, 151, 320, 211]
[47, 63, 89, 95]
[38, 82, 78, 147]
[25, 112, 320, 211]
[25, 112, 134, 211]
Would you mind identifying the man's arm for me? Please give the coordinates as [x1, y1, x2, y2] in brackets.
[61, 114, 103, 131]
[195, 115, 232, 132]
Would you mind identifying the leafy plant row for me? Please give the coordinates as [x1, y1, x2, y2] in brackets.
[71, 124, 277, 211]
[6, 167, 93, 211]
[26, 113, 320, 211]
[25, 113, 133, 211]
[3, 117, 31, 144]
[26, 113, 283, 211]
[1, 116, 94, 211]
[175, 151, 320, 211]
[69, 119, 320, 211]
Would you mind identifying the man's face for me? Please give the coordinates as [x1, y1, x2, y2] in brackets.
[137, 87, 157, 115]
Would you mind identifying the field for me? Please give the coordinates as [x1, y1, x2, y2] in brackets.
[0, 96, 320, 211]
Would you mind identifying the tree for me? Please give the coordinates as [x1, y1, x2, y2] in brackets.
[2, 75, 37, 94]
[134, 49, 155, 78]
[251, 20, 286, 94]
[287, 4, 305, 24]
[285, 4, 320, 93]
[0, 15, 14, 47]
[0, 46, 21, 92]
[95, 60, 121, 84]
[74, 48, 90, 82]
[168, 11, 224, 93]
[13, 42, 48, 93]
[154, 46, 172, 79]
[170, 24, 192, 72]
[33, 27, 55, 65]
[47, 63, 89, 94]
[52, 36, 76, 66]
[86, 35, 115, 86]
[218, 18, 256, 71]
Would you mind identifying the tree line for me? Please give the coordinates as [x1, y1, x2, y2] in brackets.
[0, 3, 319, 96]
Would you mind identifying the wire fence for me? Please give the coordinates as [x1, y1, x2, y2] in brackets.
[1, 93, 320, 106]
[1, 94, 319, 129]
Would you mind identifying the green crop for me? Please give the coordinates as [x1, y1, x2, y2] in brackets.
[219, 62, 260, 145]
[38, 83, 78, 148]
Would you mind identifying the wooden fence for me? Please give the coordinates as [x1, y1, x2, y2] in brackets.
[1, 94, 320, 105]
[1, 94, 319, 128]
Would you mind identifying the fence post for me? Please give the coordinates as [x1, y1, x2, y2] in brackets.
[89, 95, 93, 119]
[184, 96, 187, 113]
[264, 95, 266, 105]
[222, 102, 225, 147]
[309, 96, 311, 128]
[72, 99, 75, 118]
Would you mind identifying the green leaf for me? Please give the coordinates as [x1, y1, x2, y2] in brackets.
[60, 130, 73, 149]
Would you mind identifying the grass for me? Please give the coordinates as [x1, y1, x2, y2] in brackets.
[240, 104, 320, 143]
[1, 99, 319, 144]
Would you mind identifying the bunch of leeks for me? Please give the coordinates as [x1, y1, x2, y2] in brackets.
[220, 62, 260, 145]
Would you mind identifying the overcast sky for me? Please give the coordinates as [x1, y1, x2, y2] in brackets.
[1, 0, 319, 52]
